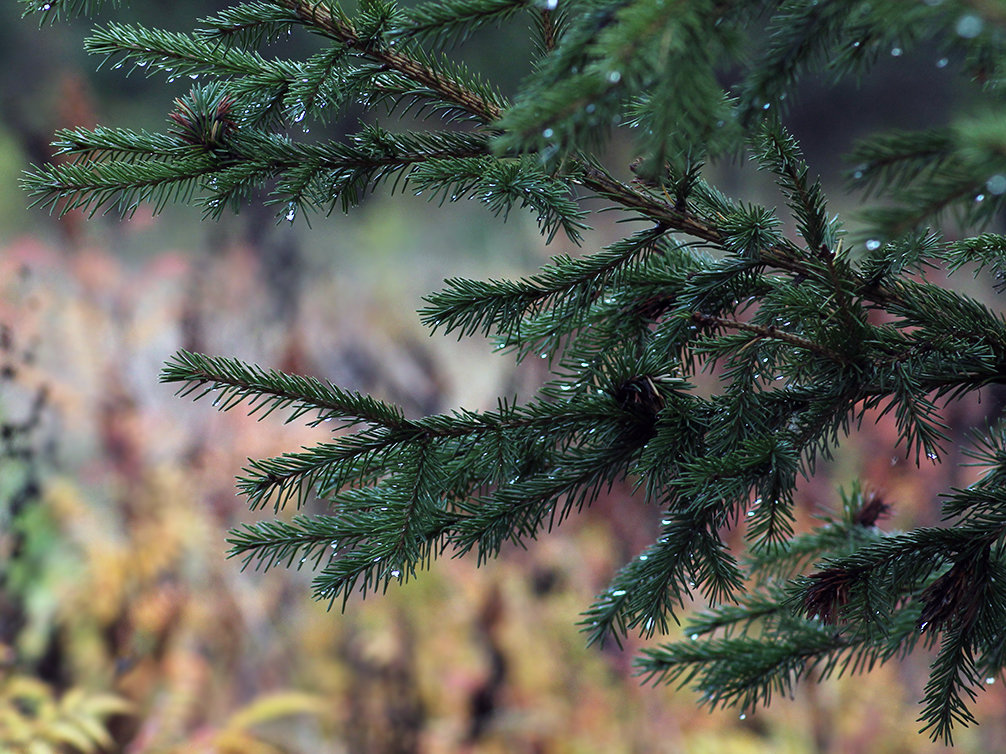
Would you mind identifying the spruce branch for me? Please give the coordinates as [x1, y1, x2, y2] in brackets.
[391, 0, 534, 49]
[421, 225, 667, 339]
[278, 0, 507, 123]
[24, 1, 1006, 743]
[160, 349, 407, 429]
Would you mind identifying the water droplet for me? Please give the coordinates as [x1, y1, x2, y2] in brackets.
[543, 127, 554, 138]
[390, 569, 401, 578]
[638, 554, 649, 562]
[607, 70, 622, 84]
[746, 509, 756, 517]
[986, 677, 996, 685]
[585, 103, 596, 114]
[865, 239, 881, 251]
[293, 111, 306, 123]
[611, 589, 627, 597]
[739, 713, 747, 721]
[852, 40, 861, 48]
[956, 14, 983, 38]
[690, 633, 698, 640]
[285, 203, 297, 222]
[762, 102, 771, 110]
[976, 193, 986, 203]
[188, 73, 199, 79]
[926, 452, 938, 461]
[891, 47, 903, 57]
[936, 57, 949, 68]
[987, 174, 1006, 195]
[544, 0, 558, 8]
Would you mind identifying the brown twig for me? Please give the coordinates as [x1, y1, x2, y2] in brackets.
[691, 311, 848, 364]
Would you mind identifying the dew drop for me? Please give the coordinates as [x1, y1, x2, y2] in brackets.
[285, 203, 297, 222]
[638, 554, 649, 562]
[739, 713, 747, 721]
[986, 677, 996, 685]
[585, 103, 596, 114]
[987, 174, 1006, 195]
[936, 57, 949, 68]
[544, 0, 558, 8]
[543, 127, 554, 139]
[690, 633, 699, 640]
[607, 70, 622, 84]
[976, 193, 986, 203]
[865, 239, 881, 251]
[611, 589, 627, 597]
[390, 569, 401, 578]
[293, 111, 306, 123]
[891, 46, 903, 57]
[762, 102, 771, 110]
[956, 14, 983, 38]
[926, 452, 938, 461]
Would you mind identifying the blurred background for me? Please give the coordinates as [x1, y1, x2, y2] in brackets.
[2, 2, 1006, 752]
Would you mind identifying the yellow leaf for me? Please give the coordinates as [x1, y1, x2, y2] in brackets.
[79, 693, 134, 718]
[45, 719, 97, 753]
[224, 691, 326, 732]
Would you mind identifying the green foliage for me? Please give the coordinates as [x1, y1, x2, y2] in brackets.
[21, 0, 1006, 744]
